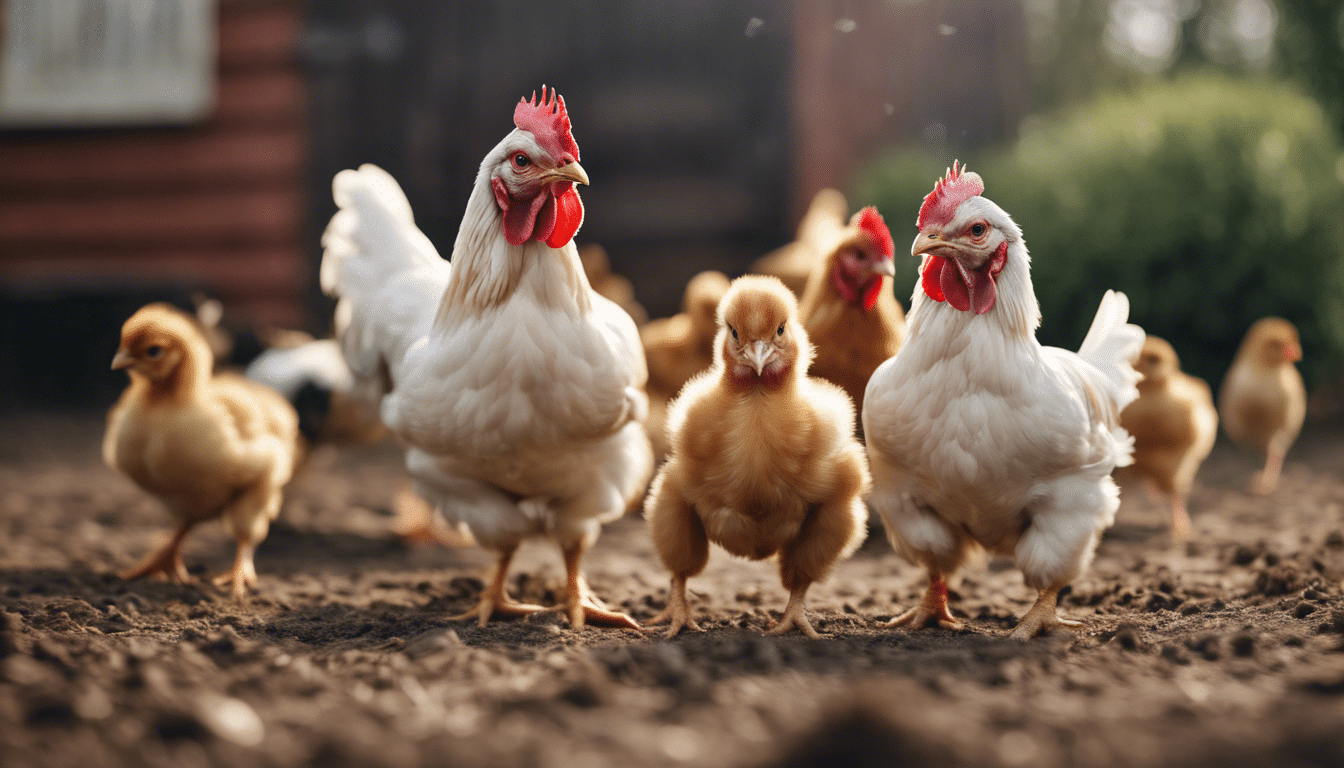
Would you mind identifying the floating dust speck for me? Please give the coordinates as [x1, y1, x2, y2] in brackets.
[745, 18, 764, 37]
[834, 17, 857, 33]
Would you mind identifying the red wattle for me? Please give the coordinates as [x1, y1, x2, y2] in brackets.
[862, 276, 884, 311]
[922, 255, 946, 302]
[940, 259, 972, 312]
[545, 186, 584, 248]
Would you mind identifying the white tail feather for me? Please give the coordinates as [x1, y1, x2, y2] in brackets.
[1076, 289, 1145, 413]
[319, 164, 451, 391]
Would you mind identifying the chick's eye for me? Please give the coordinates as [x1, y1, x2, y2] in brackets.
[729, 326, 738, 341]
[512, 153, 530, 169]
[145, 345, 162, 358]
[970, 223, 987, 237]
[776, 324, 785, 336]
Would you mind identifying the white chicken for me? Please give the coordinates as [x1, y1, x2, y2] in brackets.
[320, 87, 652, 628]
[863, 163, 1144, 640]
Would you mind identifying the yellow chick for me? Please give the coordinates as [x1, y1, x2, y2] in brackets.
[644, 275, 869, 638]
[1219, 317, 1307, 495]
[105, 304, 300, 599]
[1120, 337, 1218, 540]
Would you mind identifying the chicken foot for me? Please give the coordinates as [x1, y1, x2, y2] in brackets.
[212, 541, 259, 600]
[120, 523, 194, 584]
[766, 584, 820, 639]
[1008, 583, 1082, 641]
[1169, 496, 1192, 542]
[884, 576, 963, 630]
[559, 539, 640, 630]
[1249, 449, 1285, 495]
[450, 545, 548, 626]
[646, 574, 702, 638]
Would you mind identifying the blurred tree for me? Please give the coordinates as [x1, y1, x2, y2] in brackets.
[1274, 1, 1344, 139]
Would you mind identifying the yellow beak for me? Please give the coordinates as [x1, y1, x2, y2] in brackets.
[548, 161, 589, 186]
[111, 349, 135, 370]
[911, 231, 944, 258]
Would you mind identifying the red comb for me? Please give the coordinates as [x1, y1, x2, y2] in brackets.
[513, 85, 580, 163]
[916, 160, 984, 230]
[857, 206, 894, 258]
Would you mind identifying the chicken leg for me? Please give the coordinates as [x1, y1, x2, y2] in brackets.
[885, 575, 963, 630]
[450, 544, 548, 626]
[766, 585, 819, 639]
[647, 574, 702, 637]
[213, 541, 259, 600]
[560, 539, 640, 629]
[120, 523, 195, 584]
[1007, 582, 1081, 641]
[1249, 450, 1285, 495]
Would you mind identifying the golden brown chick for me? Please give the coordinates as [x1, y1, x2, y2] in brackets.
[751, 188, 851, 295]
[104, 303, 300, 599]
[1120, 336, 1218, 540]
[798, 206, 906, 418]
[580, 243, 649, 325]
[644, 275, 870, 638]
[641, 270, 732, 456]
[1218, 317, 1307, 495]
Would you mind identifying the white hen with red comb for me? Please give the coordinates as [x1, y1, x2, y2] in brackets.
[862, 163, 1144, 640]
[320, 88, 652, 629]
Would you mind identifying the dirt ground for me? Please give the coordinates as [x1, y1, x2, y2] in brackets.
[1, 410, 1342, 768]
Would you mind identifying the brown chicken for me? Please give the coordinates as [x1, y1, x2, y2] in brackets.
[105, 304, 300, 599]
[644, 275, 869, 638]
[751, 188, 851, 295]
[798, 205, 906, 417]
[580, 243, 648, 325]
[1218, 317, 1307, 495]
[1119, 336, 1218, 540]
[641, 270, 731, 456]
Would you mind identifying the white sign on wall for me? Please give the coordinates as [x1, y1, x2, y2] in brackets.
[0, 0, 216, 127]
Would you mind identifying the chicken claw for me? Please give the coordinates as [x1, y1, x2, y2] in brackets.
[766, 587, 820, 639]
[646, 576, 702, 638]
[565, 576, 641, 630]
[884, 578, 963, 630]
[450, 546, 548, 627]
[1007, 584, 1081, 641]
[120, 525, 194, 585]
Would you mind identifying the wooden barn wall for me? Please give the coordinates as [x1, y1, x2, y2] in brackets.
[0, 0, 309, 330]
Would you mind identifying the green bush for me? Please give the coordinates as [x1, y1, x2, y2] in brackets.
[857, 74, 1344, 390]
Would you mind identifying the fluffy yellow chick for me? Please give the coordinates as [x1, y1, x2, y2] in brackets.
[580, 243, 648, 325]
[1219, 317, 1307, 495]
[1120, 336, 1218, 540]
[644, 275, 869, 638]
[105, 304, 300, 599]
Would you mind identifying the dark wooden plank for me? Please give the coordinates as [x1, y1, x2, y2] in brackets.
[0, 187, 304, 247]
[212, 68, 306, 127]
[218, 3, 304, 69]
[0, 246, 305, 290]
[0, 126, 305, 194]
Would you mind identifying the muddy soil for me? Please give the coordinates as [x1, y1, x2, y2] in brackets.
[1, 410, 1343, 768]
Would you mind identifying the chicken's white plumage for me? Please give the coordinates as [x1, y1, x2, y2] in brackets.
[319, 100, 652, 628]
[863, 164, 1144, 638]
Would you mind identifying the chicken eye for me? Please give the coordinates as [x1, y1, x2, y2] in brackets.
[776, 324, 785, 336]
[970, 223, 987, 237]
[513, 153, 531, 169]
[729, 326, 738, 341]
[145, 345, 162, 358]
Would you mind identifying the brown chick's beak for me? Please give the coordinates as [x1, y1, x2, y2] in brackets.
[870, 259, 896, 278]
[111, 349, 135, 370]
[548, 161, 589, 186]
[744, 340, 773, 375]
